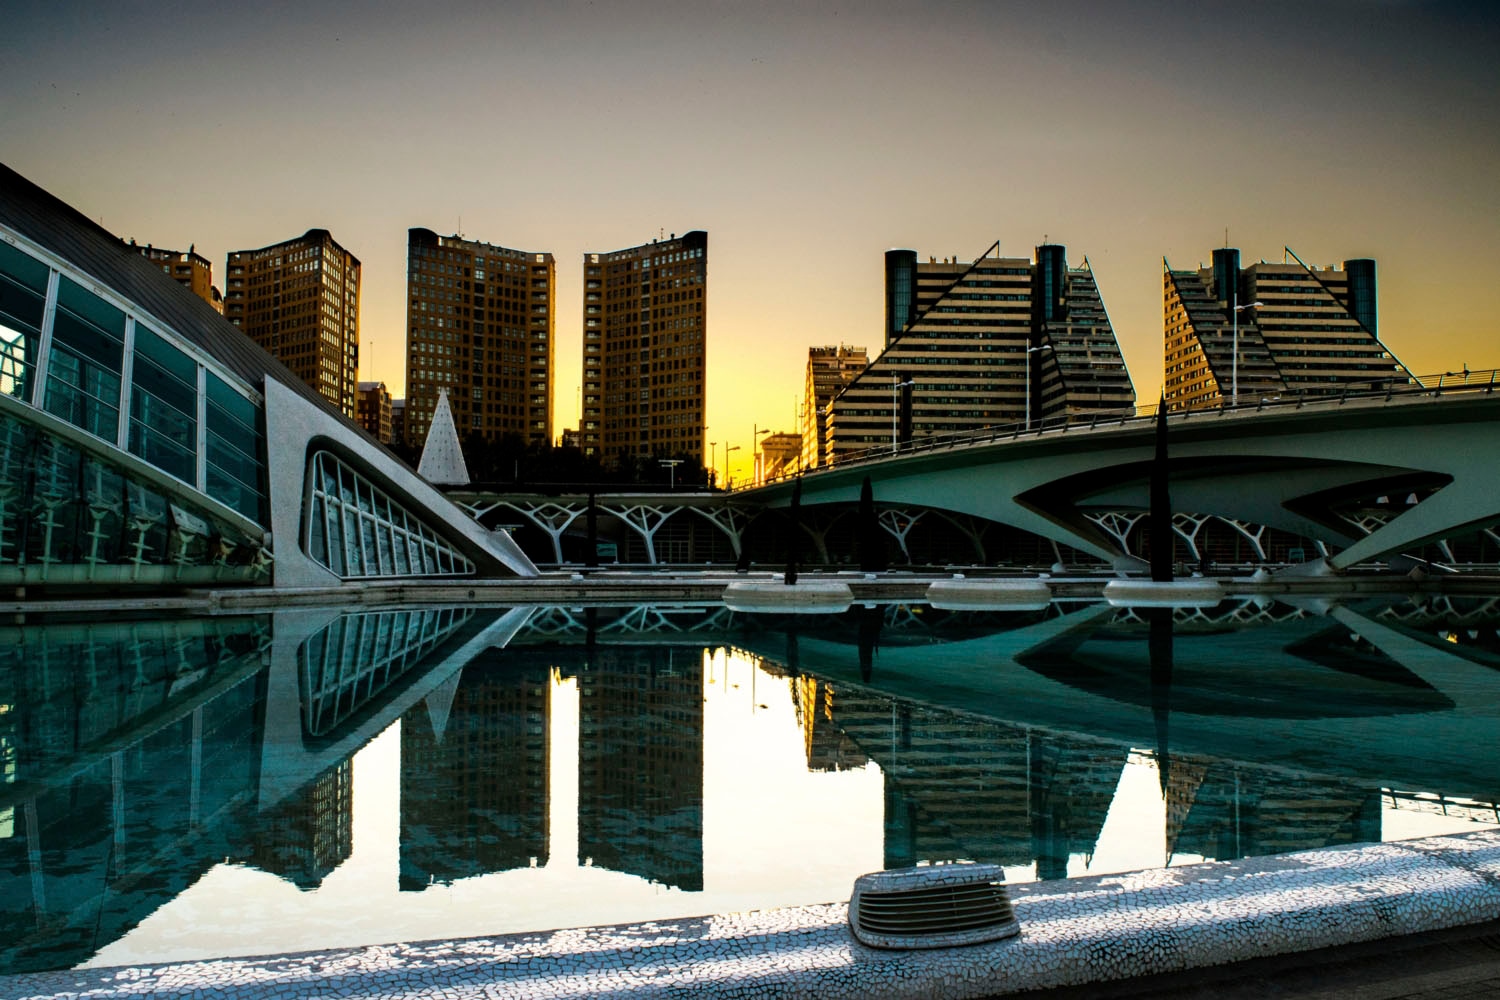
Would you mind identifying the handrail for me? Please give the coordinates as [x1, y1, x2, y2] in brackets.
[747, 369, 1500, 490]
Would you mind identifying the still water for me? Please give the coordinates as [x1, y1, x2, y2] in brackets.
[4, 596, 1500, 975]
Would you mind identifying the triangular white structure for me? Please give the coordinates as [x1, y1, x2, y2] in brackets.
[417, 388, 470, 485]
[423, 668, 463, 745]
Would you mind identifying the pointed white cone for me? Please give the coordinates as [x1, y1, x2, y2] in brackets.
[417, 388, 470, 485]
[423, 668, 463, 745]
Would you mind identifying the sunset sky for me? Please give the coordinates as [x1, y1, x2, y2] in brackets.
[4, 1, 1496, 479]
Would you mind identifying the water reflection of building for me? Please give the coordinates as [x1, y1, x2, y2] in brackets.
[792, 676, 868, 773]
[0, 618, 267, 974]
[799, 668, 1383, 878]
[249, 762, 353, 889]
[816, 686, 1040, 870]
[399, 654, 551, 891]
[577, 647, 703, 891]
[1164, 757, 1381, 862]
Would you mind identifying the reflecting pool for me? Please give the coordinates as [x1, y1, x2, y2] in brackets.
[4, 595, 1500, 975]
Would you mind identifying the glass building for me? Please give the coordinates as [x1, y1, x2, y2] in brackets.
[0, 162, 537, 591]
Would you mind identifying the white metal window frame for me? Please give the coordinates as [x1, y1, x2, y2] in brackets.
[303, 449, 475, 580]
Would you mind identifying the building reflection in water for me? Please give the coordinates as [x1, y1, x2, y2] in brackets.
[0, 616, 270, 973]
[398, 652, 551, 890]
[576, 647, 704, 892]
[2, 596, 1500, 976]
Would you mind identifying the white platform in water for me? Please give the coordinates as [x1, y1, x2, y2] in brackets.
[925, 577, 1052, 611]
[723, 579, 853, 614]
[1103, 577, 1225, 608]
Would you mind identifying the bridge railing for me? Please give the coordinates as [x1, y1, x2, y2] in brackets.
[752, 368, 1500, 489]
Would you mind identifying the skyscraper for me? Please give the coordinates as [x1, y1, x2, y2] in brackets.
[826, 243, 1134, 462]
[404, 229, 555, 450]
[581, 231, 706, 467]
[802, 344, 868, 470]
[1163, 248, 1412, 412]
[224, 229, 360, 417]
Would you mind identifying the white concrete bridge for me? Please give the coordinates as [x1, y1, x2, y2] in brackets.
[745, 380, 1500, 576]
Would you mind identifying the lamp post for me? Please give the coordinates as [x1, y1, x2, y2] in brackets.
[1231, 295, 1262, 407]
[891, 375, 914, 454]
[724, 444, 740, 490]
[709, 441, 717, 489]
[1025, 343, 1053, 431]
[659, 458, 682, 490]
[752, 425, 771, 485]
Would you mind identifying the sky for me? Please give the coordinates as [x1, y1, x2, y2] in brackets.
[3, 0, 1497, 480]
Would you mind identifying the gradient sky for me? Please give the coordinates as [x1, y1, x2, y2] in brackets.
[4, 1, 1496, 479]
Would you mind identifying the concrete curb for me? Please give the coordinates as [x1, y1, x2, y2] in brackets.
[9, 831, 1500, 999]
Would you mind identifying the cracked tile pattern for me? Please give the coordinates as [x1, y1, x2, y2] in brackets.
[7, 831, 1500, 999]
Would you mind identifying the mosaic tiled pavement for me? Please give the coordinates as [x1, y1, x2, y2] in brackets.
[8, 830, 1500, 1000]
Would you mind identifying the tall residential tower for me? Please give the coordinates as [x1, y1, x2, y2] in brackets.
[826, 243, 1133, 462]
[581, 231, 706, 468]
[1163, 248, 1411, 412]
[802, 344, 868, 470]
[404, 229, 555, 449]
[225, 229, 360, 417]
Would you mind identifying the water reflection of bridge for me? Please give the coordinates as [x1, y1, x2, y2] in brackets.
[6, 596, 1500, 974]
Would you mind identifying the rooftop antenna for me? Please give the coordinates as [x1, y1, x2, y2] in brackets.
[1224, 227, 1229, 248]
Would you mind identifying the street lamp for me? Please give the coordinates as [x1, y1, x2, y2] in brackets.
[659, 458, 682, 490]
[724, 444, 740, 490]
[1231, 295, 1262, 407]
[709, 440, 717, 488]
[752, 425, 771, 485]
[891, 375, 914, 454]
[1025, 343, 1053, 431]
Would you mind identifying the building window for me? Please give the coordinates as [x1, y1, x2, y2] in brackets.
[304, 450, 474, 579]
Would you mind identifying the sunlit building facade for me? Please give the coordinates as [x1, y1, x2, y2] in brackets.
[826, 243, 1134, 461]
[1163, 248, 1413, 412]
[581, 231, 706, 467]
[0, 161, 536, 590]
[224, 229, 360, 418]
[404, 229, 555, 450]
[802, 344, 867, 470]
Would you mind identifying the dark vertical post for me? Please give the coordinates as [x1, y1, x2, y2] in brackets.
[857, 603, 881, 683]
[784, 478, 801, 585]
[857, 476, 885, 572]
[585, 492, 599, 568]
[1150, 396, 1174, 583]
[1149, 606, 1174, 797]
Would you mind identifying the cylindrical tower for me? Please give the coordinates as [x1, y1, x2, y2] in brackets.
[884, 249, 918, 347]
[1211, 247, 1241, 307]
[1033, 244, 1068, 328]
[1343, 258, 1377, 336]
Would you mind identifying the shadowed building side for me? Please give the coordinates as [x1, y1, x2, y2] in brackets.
[581, 232, 707, 469]
[404, 228, 554, 451]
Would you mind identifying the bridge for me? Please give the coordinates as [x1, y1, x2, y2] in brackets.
[744, 376, 1500, 576]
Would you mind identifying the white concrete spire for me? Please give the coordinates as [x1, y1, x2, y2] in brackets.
[417, 389, 471, 486]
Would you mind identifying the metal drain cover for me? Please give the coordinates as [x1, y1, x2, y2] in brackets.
[849, 863, 1020, 949]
